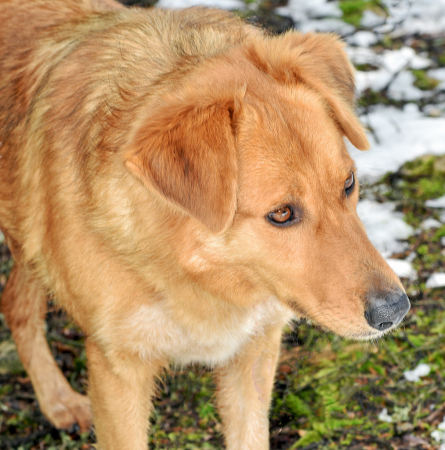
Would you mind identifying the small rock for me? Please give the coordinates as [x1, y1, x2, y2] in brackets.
[402, 434, 429, 447]
[397, 422, 414, 433]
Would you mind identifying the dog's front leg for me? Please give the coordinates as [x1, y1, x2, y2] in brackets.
[86, 340, 165, 450]
[214, 323, 284, 450]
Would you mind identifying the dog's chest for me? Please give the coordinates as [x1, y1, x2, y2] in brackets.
[120, 297, 293, 366]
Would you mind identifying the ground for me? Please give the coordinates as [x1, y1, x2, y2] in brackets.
[2, 0, 445, 449]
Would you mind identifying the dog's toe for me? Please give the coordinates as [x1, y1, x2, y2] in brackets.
[42, 391, 92, 432]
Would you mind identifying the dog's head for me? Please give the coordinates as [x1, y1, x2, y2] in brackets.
[125, 31, 409, 340]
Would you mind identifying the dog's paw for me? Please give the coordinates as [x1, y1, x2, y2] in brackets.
[42, 391, 93, 432]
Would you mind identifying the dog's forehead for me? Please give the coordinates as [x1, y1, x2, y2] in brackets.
[237, 85, 354, 200]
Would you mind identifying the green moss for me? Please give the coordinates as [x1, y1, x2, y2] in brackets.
[412, 69, 440, 90]
[290, 430, 322, 449]
[286, 394, 313, 417]
[339, 0, 385, 27]
[438, 53, 445, 67]
[339, 0, 367, 27]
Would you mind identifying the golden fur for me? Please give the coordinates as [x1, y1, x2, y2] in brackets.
[0, 0, 408, 448]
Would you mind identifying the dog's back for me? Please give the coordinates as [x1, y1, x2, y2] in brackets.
[0, 0, 250, 267]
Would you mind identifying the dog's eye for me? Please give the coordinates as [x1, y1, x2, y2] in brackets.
[345, 172, 355, 196]
[267, 206, 297, 227]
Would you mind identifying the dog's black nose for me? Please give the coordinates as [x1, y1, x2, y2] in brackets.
[365, 291, 410, 331]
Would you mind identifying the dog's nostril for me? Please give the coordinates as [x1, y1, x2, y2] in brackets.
[365, 292, 410, 331]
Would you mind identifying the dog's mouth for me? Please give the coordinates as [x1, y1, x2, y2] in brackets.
[284, 290, 410, 341]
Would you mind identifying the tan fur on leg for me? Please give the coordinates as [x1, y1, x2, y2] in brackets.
[1, 265, 92, 431]
[86, 340, 166, 450]
[214, 324, 283, 450]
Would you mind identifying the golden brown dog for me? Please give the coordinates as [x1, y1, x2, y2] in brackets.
[0, 0, 410, 448]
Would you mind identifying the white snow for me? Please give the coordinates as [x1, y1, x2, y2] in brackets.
[357, 200, 413, 258]
[156, 0, 244, 9]
[381, 0, 445, 37]
[298, 19, 355, 35]
[355, 70, 393, 93]
[387, 70, 430, 101]
[360, 10, 385, 28]
[276, 0, 342, 23]
[421, 218, 442, 230]
[347, 31, 378, 48]
[348, 104, 445, 182]
[431, 417, 445, 444]
[386, 259, 417, 280]
[349, 47, 432, 95]
[276, 0, 355, 35]
[378, 408, 393, 423]
[403, 363, 431, 382]
[348, 47, 431, 77]
[426, 195, 445, 208]
[426, 273, 445, 289]
[427, 68, 445, 82]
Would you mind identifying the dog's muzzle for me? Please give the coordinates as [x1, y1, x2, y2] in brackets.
[365, 291, 411, 331]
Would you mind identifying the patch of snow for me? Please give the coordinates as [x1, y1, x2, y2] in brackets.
[428, 68, 445, 82]
[361, 10, 386, 28]
[156, 0, 244, 9]
[378, 408, 393, 423]
[346, 47, 379, 66]
[406, 252, 416, 263]
[305, 1, 342, 20]
[426, 273, 445, 289]
[387, 70, 430, 101]
[426, 195, 445, 208]
[348, 104, 445, 181]
[410, 53, 433, 71]
[357, 200, 414, 258]
[347, 31, 378, 47]
[298, 19, 355, 35]
[355, 69, 392, 93]
[403, 363, 431, 382]
[276, 0, 342, 24]
[421, 218, 442, 229]
[382, 0, 445, 37]
[386, 259, 417, 280]
[432, 417, 445, 444]
[424, 104, 445, 117]
[349, 47, 432, 95]
[382, 47, 430, 74]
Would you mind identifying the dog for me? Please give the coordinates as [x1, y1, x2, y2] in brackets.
[0, 0, 410, 449]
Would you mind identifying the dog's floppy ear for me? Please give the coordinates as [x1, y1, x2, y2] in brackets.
[125, 96, 238, 234]
[246, 32, 369, 150]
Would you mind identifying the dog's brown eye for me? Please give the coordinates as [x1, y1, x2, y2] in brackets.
[267, 206, 296, 227]
[345, 172, 355, 195]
